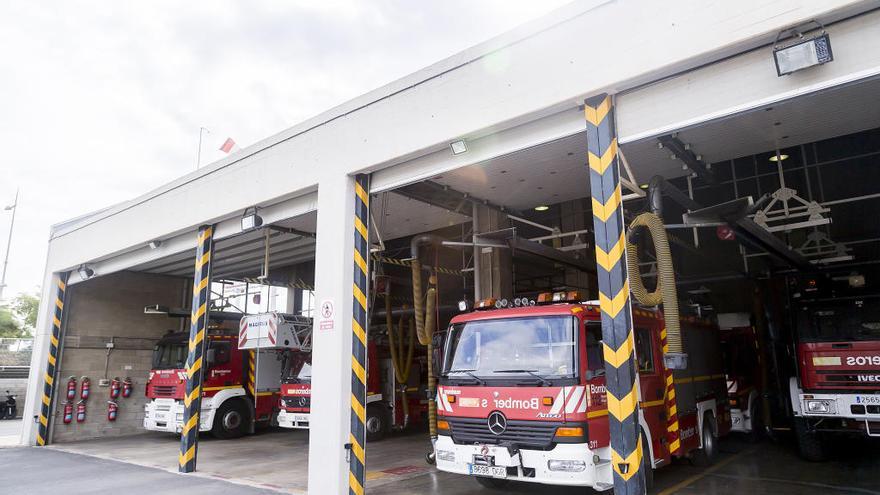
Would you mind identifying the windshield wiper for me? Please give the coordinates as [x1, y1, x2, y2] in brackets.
[493, 369, 552, 386]
[444, 369, 486, 385]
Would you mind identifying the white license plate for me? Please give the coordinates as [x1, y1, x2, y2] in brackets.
[155, 413, 167, 421]
[468, 464, 506, 478]
[294, 415, 309, 422]
[855, 395, 880, 405]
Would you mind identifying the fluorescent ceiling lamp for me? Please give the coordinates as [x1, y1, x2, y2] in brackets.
[769, 154, 789, 162]
[534, 205, 549, 211]
[450, 140, 468, 155]
[774, 33, 832, 76]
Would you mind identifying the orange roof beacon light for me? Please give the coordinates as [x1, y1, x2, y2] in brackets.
[475, 298, 497, 310]
[537, 290, 585, 304]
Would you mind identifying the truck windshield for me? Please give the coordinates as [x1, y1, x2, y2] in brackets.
[152, 343, 187, 370]
[444, 316, 577, 380]
[797, 298, 880, 342]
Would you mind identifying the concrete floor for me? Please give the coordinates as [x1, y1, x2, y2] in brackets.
[0, 418, 21, 446]
[31, 428, 880, 494]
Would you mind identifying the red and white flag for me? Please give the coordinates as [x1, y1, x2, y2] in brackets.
[219, 137, 236, 153]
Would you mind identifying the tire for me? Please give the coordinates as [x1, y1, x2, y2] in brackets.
[365, 404, 388, 442]
[474, 476, 509, 490]
[641, 430, 654, 491]
[691, 413, 718, 467]
[793, 417, 826, 462]
[212, 399, 249, 439]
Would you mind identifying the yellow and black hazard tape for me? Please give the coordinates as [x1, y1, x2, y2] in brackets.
[179, 224, 215, 473]
[349, 175, 370, 495]
[586, 94, 645, 494]
[371, 255, 462, 276]
[36, 272, 69, 446]
[241, 277, 315, 291]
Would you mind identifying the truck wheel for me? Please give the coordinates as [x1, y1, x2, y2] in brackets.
[475, 476, 509, 490]
[641, 430, 654, 490]
[793, 417, 826, 462]
[212, 400, 248, 439]
[691, 413, 718, 467]
[365, 404, 388, 442]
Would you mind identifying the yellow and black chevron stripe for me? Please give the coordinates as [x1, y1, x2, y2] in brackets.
[660, 327, 681, 454]
[36, 272, 69, 446]
[586, 94, 645, 494]
[350, 174, 370, 495]
[179, 224, 215, 473]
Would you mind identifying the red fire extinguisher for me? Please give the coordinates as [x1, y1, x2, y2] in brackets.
[66, 376, 77, 401]
[110, 377, 121, 399]
[63, 401, 73, 424]
[122, 377, 133, 398]
[76, 400, 86, 423]
[107, 401, 118, 422]
[80, 376, 91, 401]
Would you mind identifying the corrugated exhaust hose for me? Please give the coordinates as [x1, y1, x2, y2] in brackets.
[386, 295, 414, 429]
[627, 212, 686, 367]
[411, 260, 438, 441]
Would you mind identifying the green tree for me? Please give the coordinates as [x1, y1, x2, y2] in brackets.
[0, 305, 24, 338]
[12, 293, 40, 332]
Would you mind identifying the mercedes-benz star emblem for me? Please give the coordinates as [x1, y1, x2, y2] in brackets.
[487, 411, 507, 435]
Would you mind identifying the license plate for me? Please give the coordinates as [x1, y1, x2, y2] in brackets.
[294, 415, 309, 422]
[855, 395, 880, 405]
[155, 413, 167, 421]
[468, 464, 506, 478]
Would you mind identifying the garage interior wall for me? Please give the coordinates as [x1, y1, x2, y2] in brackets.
[51, 271, 189, 443]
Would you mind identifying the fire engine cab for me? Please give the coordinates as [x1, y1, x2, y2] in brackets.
[143, 309, 310, 438]
[434, 292, 730, 490]
[788, 277, 880, 460]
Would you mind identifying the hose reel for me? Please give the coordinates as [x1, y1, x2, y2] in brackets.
[626, 212, 687, 369]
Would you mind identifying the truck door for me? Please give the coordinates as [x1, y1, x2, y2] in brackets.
[635, 323, 666, 460]
[206, 339, 235, 388]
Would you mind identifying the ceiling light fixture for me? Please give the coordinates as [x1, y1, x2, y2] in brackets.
[148, 240, 162, 249]
[534, 205, 549, 212]
[450, 140, 468, 155]
[769, 153, 789, 162]
[77, 264, 95, 280]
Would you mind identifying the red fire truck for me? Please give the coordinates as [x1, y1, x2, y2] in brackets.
[433, 292, 731, 490]
[719, 316, 764, 439]
[787, 278, 880, 460]
[143, 310, 310, 438]
[278, 339, 427, 440]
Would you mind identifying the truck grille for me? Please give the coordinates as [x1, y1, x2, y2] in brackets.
[152, 386, 177, 398]
[815, 370, 880, 388]
[446, 416, 558, 450]
[283, 396, 311, 409]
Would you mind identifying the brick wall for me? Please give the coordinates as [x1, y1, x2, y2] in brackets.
[50, 271, 187, 443]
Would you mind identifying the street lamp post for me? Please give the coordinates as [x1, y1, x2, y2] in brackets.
[0, 188, 19, 301]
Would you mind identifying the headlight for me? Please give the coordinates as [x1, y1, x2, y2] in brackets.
[547, 460, 586, 472]
[805, 399, 835, 414]
[436, 450, 455, 462]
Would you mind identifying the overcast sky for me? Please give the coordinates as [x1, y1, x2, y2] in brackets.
[0, 1, 570, 300]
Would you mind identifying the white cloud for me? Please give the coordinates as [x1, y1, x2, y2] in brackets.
[0, 0, 571, 299]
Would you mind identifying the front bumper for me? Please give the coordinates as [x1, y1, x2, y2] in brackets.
[730, 408, 751, 433]
[277, 410, 310, 429]
[143, 398, 215, 433]
[795, 392, 880, 437]
[434, 435, 613, 489]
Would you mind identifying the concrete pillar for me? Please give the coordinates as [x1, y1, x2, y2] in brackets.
[308, 172, 358, 495]
[21, 260, 66, 446]
[473, 205, 513, 300]
[585, 94, 645, 495]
